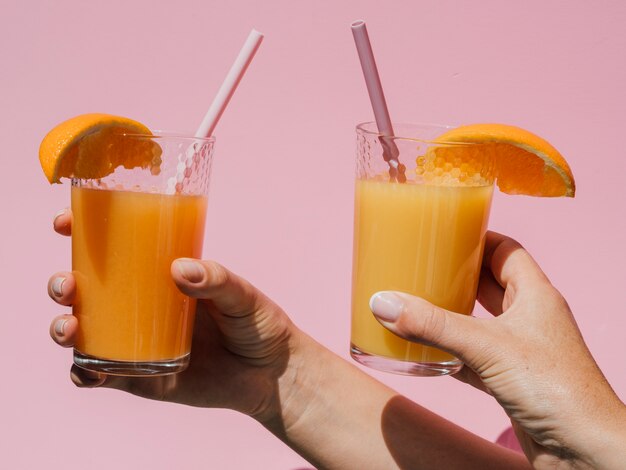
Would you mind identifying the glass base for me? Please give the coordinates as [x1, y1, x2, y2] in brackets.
[350, 344, 462, 377]
[74, 350, 190, 377]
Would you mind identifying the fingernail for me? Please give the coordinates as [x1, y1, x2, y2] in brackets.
[175, 260, 204, 283]
[51, 277, 66, 297]
[53, 208, 67, 225]
[369, 291, 404, 322]
[54, 319, 67, 336]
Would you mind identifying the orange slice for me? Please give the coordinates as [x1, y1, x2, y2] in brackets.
[39, 113, 162, 183]
[431, 124, 575, 197]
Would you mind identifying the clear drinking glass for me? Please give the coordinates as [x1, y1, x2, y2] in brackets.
[350, 122, 495, 376]
[71, 133, 214, 376]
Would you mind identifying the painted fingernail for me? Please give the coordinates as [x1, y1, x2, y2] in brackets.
[53, 208, 67, 225]
[51, 277, 66, 297]
[175, 260, 204, 283]
[54, 319, 67, 336]
[369, 291, 404, 322]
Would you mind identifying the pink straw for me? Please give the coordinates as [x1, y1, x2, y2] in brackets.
[351, 20, 405, 182]
[169, 29, 264, 193]
[195, 29, 264, 138]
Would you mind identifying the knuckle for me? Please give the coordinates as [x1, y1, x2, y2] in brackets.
[419, 305, 448, 344]
[398, 303, 447, 346]
[205, 262, 230, 289]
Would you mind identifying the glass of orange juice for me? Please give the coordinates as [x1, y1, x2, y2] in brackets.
[71, 133, 213, 376]
[350, 122, 495, 376]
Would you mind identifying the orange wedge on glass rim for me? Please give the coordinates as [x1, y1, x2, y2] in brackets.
[427, 123, 575, 197]
[39, 113, 162, 183]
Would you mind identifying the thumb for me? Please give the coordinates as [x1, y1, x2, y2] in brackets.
[172, 258, 263, 317]
[171, 258, 293, 365]
[369, 291, 492, 368]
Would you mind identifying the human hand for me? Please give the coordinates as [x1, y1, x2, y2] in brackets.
[369, 231, 626, 469]
[47, 211, 536, 469]
[48, 208, 304, 425]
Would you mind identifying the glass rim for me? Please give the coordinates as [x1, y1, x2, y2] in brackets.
[356, 121, 478, 146]
[119, 130, 215, 143]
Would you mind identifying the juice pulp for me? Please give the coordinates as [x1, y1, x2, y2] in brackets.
[71, 186, 207, 362]
[351, 179, 493, 363]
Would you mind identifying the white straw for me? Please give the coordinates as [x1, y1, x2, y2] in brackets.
[195, 29, 264, 138]
[168, 29, 264, 194]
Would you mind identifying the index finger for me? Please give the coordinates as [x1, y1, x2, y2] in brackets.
[53, 208, 72, 236]
[482, 230, 549, 290]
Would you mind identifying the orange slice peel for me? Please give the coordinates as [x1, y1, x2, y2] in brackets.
[39, 113, 162, 183]
[430, 123, 575, 197]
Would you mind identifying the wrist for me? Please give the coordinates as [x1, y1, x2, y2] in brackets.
[577, 401, 626, 469]
[255, 328, 326, 437]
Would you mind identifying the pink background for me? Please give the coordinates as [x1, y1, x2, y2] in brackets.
[2, 1, 625, 468]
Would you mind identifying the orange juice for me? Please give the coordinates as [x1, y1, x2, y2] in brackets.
[351, 179, 493, 366]
[72, 186, 207, 364]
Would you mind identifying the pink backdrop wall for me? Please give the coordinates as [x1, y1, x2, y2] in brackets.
[2, 1, 625, 468]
